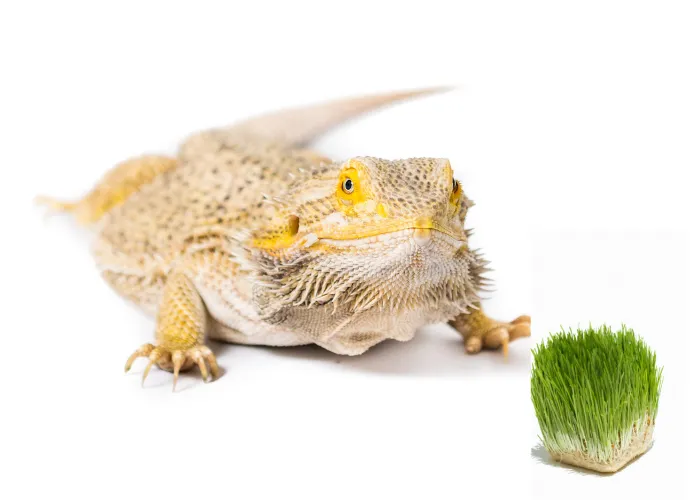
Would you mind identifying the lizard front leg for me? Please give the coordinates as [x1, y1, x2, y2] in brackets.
[449, 305, 530, 357]
[124, 271, 219, 390]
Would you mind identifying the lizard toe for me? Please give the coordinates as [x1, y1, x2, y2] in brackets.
[124, 343, 219, 390]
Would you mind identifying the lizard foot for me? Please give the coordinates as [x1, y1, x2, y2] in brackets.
[450, 311, 530, 358]
[124, 343, 220, 390]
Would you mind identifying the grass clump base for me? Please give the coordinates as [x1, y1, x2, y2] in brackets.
[531, 324, 662, 473]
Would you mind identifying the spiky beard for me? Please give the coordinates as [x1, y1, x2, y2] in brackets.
[248, 230, 489, 332]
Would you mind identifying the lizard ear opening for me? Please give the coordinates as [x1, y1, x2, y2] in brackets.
[288, 215, 300, 236]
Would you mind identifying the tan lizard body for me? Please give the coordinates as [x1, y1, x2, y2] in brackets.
[41, 89, 530, 389]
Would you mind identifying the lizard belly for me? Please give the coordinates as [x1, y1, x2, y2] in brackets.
[211, 321, 310, 347]
[199, 283, 424, 353]
[195, 274, 460, 354]
[197, 280, 310, 347]
[314, 309, 433, 355]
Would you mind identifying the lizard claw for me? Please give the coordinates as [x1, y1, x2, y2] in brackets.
[171, 351, 184, 391]
[125, 343, 220, 390]
[142, 350, 161, 386]
[124, 343, 155, 372]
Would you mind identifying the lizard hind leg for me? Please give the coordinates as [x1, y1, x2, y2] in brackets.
[449, 306, 531, 357]
[124, 271, 219, 391]
[37, 155, 177, 224]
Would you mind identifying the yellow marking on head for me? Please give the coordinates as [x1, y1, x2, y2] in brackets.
[250, 234, 297, 250]
[249, 214, 302, 250]
[336, 160, 371, 214]
[414, 216, 435, 229]
[444, 161, 461, 206]
[376, 202, 388, 218]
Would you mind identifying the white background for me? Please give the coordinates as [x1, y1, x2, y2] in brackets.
[2, 1, 698, 499]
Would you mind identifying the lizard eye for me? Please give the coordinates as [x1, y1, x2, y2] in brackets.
[336, 163, 363, 205]
[450, 177, 462, 206]
[342, 178, 354, 194]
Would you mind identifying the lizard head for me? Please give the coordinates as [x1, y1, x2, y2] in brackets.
[239, 157, 486, 327]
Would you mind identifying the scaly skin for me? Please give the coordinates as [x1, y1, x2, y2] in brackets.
[40, 89, 530, 390]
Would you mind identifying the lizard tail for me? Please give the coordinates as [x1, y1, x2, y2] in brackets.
[223, 87, 453, 146]
[36, 155, 179, 225]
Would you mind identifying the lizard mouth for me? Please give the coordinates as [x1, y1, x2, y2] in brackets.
[250, 217, 466, 252]
[308, 217, 467, 250]
[317, 227, 467, 249]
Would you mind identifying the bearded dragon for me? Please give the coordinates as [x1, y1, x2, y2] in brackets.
[40, 89, 531, 389]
